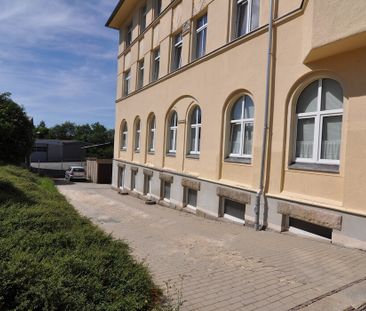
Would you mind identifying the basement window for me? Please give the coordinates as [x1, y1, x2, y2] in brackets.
[289, 217, 332, 240]
[223, 199, 245, 224]
[131, 170, 137, 191]
[144, 175, 152, 195]
[163, 181, 171, 200]
[184, 188, 197, 210]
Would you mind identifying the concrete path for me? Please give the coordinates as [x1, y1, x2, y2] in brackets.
[56, 181, 366, 311]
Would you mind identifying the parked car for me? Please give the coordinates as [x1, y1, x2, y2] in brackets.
[65, 166, 86, 181]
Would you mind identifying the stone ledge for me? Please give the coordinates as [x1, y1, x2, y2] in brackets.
[130, 166, 139, 172]
[181, 178, 201, 191]
[278, 202, 342, 230]
[159, 173, 173, 183]
[143, 168, 153, 176]
[216, 187, 251, 204]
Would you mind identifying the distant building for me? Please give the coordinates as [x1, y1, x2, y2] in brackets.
[106, 0, 366, 250]
[30, 139, 86, 162]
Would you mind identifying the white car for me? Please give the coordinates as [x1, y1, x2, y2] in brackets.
[65, 166, 86, 181]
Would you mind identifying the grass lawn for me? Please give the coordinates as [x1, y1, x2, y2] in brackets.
[0, 164, 162, 310]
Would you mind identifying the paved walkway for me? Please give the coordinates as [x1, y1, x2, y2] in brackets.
[56, 181, 366, 311]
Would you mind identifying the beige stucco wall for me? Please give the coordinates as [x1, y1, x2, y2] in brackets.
[110, 0, 366, 217]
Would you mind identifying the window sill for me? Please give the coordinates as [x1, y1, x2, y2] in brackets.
[186, 154, 200, 159]
[224, 157, 252, 164]
[288, 162, 339, 174]
[166, 152, 176, 157]
[120, 149, 127, 152]
[147, 151, 155, 155]
[134, 150, 140, 154]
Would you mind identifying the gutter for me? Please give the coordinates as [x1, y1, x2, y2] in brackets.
[254, 0, 275, 231]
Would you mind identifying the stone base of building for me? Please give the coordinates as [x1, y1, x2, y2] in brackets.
[112, 159, 366, 251]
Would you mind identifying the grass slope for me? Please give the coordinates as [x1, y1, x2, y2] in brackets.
[0, 165, 161, 310]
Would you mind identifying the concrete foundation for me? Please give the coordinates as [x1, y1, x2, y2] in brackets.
[112, 159, 366, 251]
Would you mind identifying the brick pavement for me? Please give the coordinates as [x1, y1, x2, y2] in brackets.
[57, 181, 366, 310]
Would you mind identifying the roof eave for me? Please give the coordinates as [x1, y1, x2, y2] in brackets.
[105, 0, 124, 29]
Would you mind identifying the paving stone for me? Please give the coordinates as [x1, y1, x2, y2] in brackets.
[58, 182, 366, 311]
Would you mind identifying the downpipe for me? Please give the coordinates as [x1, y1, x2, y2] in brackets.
[254, 0, 275, 231]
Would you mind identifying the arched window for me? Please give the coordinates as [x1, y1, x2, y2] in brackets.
[134, 118, 141, 152]
[229, 95, 254, 158]
[167, 111, 178, 154]
[295, 78, 343, 164]
[188, 106, 201, 155]
[148, 115, 156, 152]
[120, 120, 128, 150]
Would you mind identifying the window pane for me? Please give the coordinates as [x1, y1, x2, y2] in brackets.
[321, 115, 342, 160]
[196, 30, 206, 58]
[297, 80, 318, 113]
[169, 129, 175, 151]
[224, 199, 245, 220]
[190, 108, 197, 124]
[250, 0, 260, 30]
[190, 127, 196, 152]
[149, 130, 155, 151]
[170, 112, 177, 126]
[197, 15, 207, 28]
[230, 123, 241, 154]
[231, 99, 242, 120]
[243, 123, 253, 155]
[244, 96, 254, 119]
[197, 107, 201, 124]
[187, 189, 197, 207]
[236, 1, 248, 37]
[164, 182, 171, 199]
[296, 118, 315, 158]
[321, 79, 343, 111]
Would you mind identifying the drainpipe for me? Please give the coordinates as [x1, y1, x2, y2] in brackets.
[254, 0, 275, 231]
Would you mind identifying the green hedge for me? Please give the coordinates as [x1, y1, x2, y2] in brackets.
[0, 165, 161, 310]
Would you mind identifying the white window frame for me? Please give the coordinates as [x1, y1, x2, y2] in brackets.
[294, 79, 343, 165]
[235, 0, 252, 38]
[189, 107, 201, 155]
[168, 112, 178, 154]
[123, 70, 131, 96]
[184, 187, 197, 211]
[134, 119, 141, 152]
[172, 32, 183, 71]
[121, 122, 128, 150]
[138, 60, 144, 89]
[148, 115, 156, 152]
[152, 48, 160, 82]
[195, 14, 207, 59]
[229, 96, 254, 158]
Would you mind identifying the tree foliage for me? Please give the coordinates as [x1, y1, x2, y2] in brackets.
[0, 93, 34, 163]
[35, 121, 114, 159]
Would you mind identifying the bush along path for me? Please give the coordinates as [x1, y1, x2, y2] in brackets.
[0, 165, 162, 310]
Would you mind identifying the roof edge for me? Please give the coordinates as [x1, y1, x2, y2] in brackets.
[105, 0, 124, 29]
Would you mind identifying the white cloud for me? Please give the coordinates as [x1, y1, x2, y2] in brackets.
[0, 0, 119, 128]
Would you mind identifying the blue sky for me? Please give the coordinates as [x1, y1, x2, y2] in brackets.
[0, 0, 119, 129]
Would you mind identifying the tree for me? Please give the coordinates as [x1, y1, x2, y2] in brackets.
[0, 93, 34, 163]
[48, 121, 77, 140]
[34, 121, 49, 139]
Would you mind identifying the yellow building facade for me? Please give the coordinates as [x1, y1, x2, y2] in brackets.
[107, 0, 366, 250]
